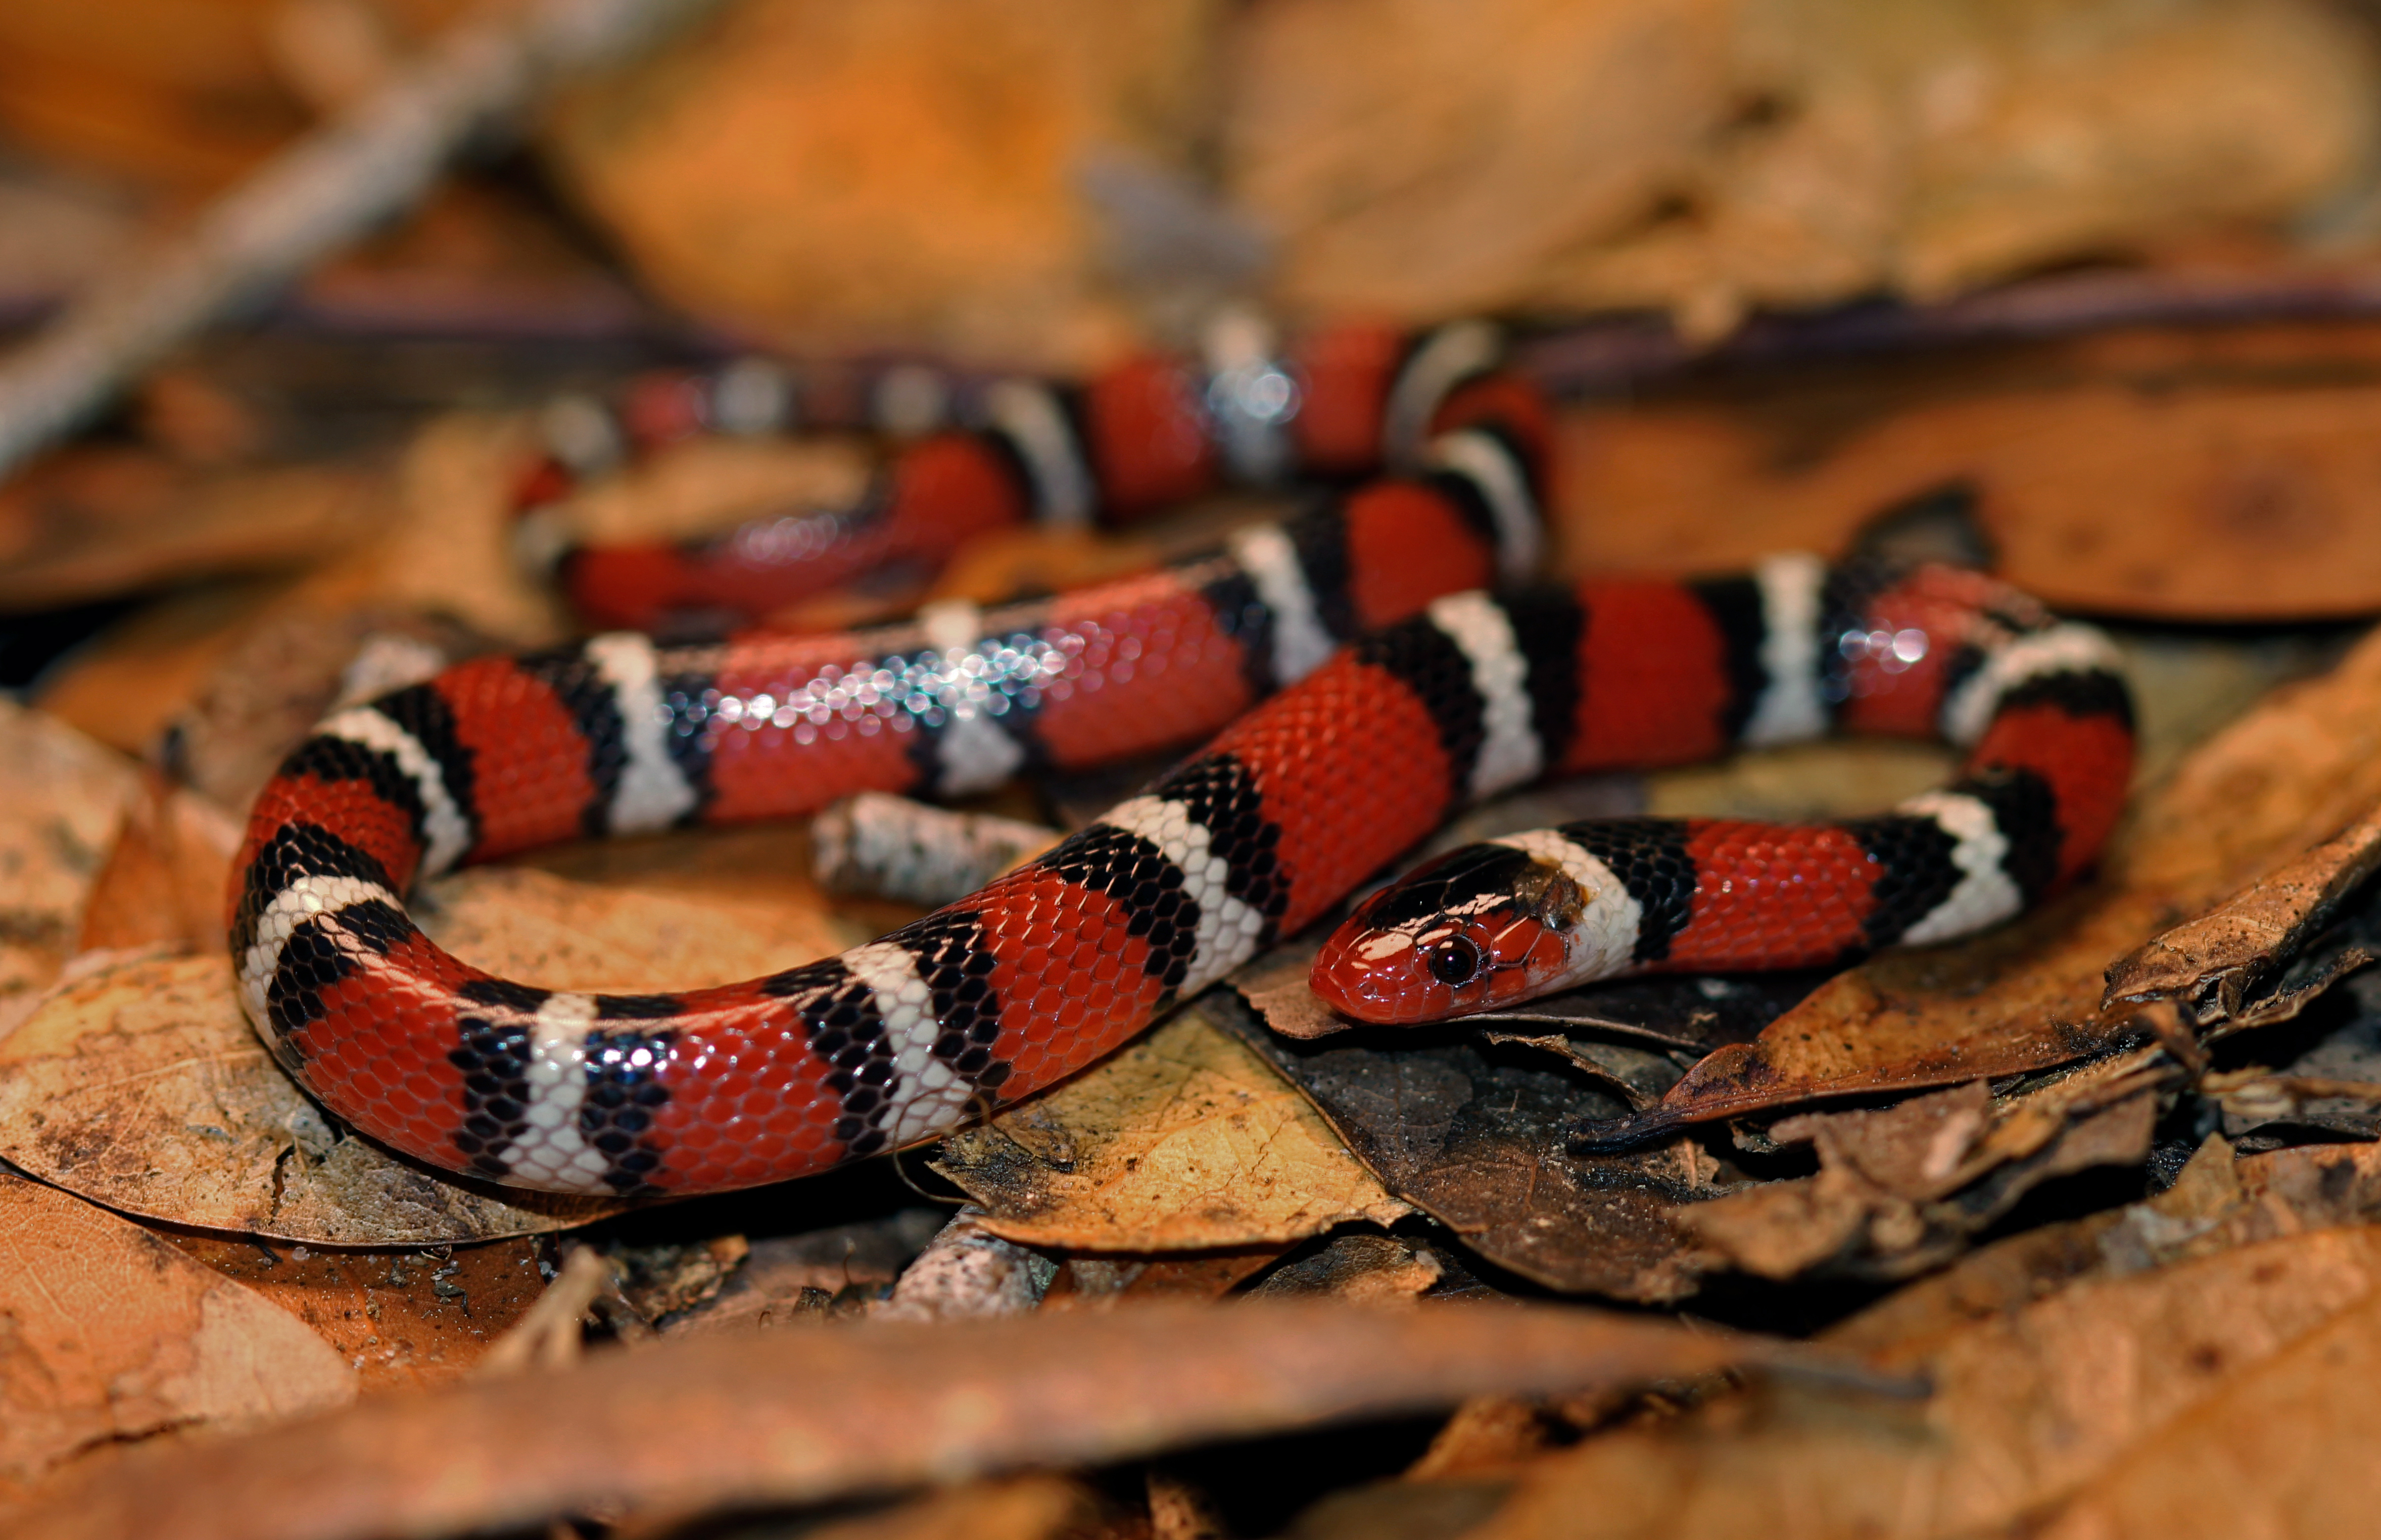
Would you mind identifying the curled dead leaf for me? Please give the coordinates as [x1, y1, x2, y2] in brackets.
[1684, 1051, 2173, 1281]
[2106, 798, 2381, 1027]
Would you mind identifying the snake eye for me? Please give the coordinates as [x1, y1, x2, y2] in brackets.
[1426, 935, 1484, 987]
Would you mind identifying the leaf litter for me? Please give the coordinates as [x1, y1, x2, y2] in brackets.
[10, 147, 2381, 1540]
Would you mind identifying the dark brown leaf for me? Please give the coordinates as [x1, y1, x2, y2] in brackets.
[1210, 978, 1814, 1301]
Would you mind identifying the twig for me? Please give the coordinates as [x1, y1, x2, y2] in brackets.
[0, 0, 720, 484]
[1514, 264, 2381, 397]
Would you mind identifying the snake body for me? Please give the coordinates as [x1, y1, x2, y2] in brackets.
[517, 320, 1540, 631]
[229, 343, 2132, 1197]
[229, 412, 1544, 1193]
[1309, 561, 2135, 1022]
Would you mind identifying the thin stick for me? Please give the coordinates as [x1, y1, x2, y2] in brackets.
[0, 0, 718, 484]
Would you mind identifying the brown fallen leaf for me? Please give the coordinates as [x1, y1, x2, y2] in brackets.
[1683, 1051, 2171, 1280]
[543, 0, 1219, 369]
[933, 1007, 1413, 1252]
[1407, 1396, 1568, 1482]
[0, 952, 618, 1244]
[816, 1475, 1127, 1540]
[2106, 794, 2381, 1029]
[1040, 1244, 1291, 1311]
[2035, 1285, 2381, 1538]
[1215, 973, 1808, 1301]
[31, 577, 299, 760]
[508, 818, 894, 943]
[72, 778, 241, 959]
[1244, 1233, 1446, 1308]
[160, 602, 484, 816]
[3, 1301, 1799, 1540]
[0, 700, 143, 1039]
[874, 1210, 1058, 1321]
[416, 860, 855, 994]
[1554, 357, 2381, 622]
[1825, 1134, 2381, 1365]
[163, 1233, 553, 1393]
[555, 434, 875, 549]
[1580, 617, 2381, 1148]
[0, 455, 376, 613]
[1241, 1, 2372, 333]
[1471, 1225, 2381, 1540]
[0, 1171, 355, 1487]
[287, 412, 569, 650]
[1284, 1478, 1518, 1540]
[666, 1209, 946, 1334]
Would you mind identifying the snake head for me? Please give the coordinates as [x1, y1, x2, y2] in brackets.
[1310, 838, 1590, 1024]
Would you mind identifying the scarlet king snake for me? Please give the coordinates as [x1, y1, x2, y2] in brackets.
[228, 327, 2136, 1196]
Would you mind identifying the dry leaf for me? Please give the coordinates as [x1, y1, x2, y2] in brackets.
[2036, 1285, 2381, 1539]
[0, 952, 618, 1245]
[289, 412, 569, 649]
[0, 700, 144, 1039]
[874, 1210, 1056, 1321]
[558, 434, 875, 548]
[1235, 0, 2373, 331]
[1582, 618, 2381, 1147]
[668, 1209, 947, 1334]
[507, 819, 887, 938]
[0, 457, 375, 612]
[1228, 0, 1732, 320]
[1040, 1245, 1290, 1311]
[1554, 368, 2381, 624]
[934, 1008, 1413, 1251]
[0, 1171, 354, 1486]
[1244, 1234, 1445, 1308]
[1684, 1052, 2170, 1280]
[161, 603, 483, 816]
[1472, 1226, 2381, 1540]
[1217, 972, 1813, 1300]
[416, 861, 854, 994]
[2106, 797, 2381, 1026]
[32, 578, 297, 759]
[4, 1301, 1792, 1540]
[163, 1234, 556, 1392]
[773, 1474, 1127, 1540]
[543, 0, 1221, 369]
[1825, 1135, 2381, 1365]
[73, 779, 241, 958]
